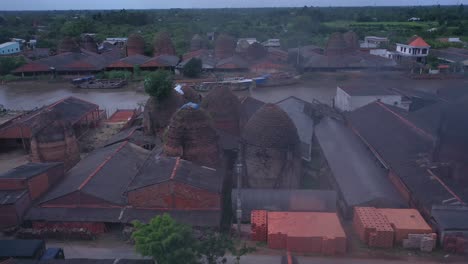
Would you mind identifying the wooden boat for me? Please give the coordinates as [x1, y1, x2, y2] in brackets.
[73, 78, 127, 89]
[194, 78, 255, 92]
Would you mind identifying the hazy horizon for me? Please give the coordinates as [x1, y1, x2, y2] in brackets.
[0, 0, 466, 11]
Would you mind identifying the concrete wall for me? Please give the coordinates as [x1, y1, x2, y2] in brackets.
[128, 181, 221, 209]
[27, 173, 49, 200]
[0, 191, 31, 228]
[335, 87, 403, 112]
[0, 178, 26, 190]
[334, 87, 352, 112]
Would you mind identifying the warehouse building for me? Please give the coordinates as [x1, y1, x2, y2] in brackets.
[315, 117, 406, 218]
[0, 163, 64, 228]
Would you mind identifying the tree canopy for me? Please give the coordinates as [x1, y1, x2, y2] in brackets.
[132, 214, 255, 264]
[144, 70, 173, 99]
[132, 214, 199, 264]
[183, 58, 203, 78]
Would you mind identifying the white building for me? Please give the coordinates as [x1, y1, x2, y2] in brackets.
[262, 39, 281, 48]
[334, 85, 405, 112]
[0, 42, 21, 55]
[395, 36, 430, 62]
[360, 36, 388, 49]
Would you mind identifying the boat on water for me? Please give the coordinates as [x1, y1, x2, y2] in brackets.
[71, 77, 127, 89]
[253, 73, 299, 88]
[194, 78, 255, 92]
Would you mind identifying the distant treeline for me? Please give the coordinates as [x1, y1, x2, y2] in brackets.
[0, 5, 466, 54]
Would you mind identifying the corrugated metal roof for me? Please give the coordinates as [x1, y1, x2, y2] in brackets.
[316, 117, 406, 209]
[347, 102, 462, 212]
[128, 155, 221, 193]
[0, 162, 62, 180]
[276, 96, 314, 161]
[40, 142, 149, 205]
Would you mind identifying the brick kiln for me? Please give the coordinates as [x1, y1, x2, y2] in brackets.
[190, 34, 205, 51]
[324, 32, 348, 56]
[163, 103, 220, 168]
[241, 103, 301, 188]
[143, 90, 184, 136]
[58, 37, 80, 54]
[343, 31, 360, 52]
[201, 86, 241, 136]
[181, 86, 201, 104]
[30, 110, 80, 171]
[215, 34, 236, 59]
[153, 31, 176, 56]
[81, 35, 98, 53]
[126, 33, 145, 56]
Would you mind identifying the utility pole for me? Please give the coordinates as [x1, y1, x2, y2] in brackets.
[235, 151, 243, 238]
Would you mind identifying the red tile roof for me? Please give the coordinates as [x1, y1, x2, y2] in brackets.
[408, 37, 430, 47]
[13, 62, 50, 73]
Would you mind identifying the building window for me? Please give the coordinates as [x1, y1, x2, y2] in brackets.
[422, 49, 427, 54]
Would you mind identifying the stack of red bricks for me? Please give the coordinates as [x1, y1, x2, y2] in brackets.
[444, 235, 468, 254]
[353, 207, 394, 248]
[251, 210, 268, 242]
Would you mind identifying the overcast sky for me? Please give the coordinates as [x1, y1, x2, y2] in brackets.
[0, 0, 466, 10]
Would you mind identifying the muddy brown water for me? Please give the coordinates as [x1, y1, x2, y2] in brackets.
[0, 81, 149, 114]
[2, 72, 465, 113]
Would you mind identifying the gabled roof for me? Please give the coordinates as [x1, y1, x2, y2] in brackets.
[15, 51, 112, 73]
[216, 55, 249, 69]
[12, 62, 51, 73]
[140, 55, 179, 68]
[408, 36, 430, 47]
[276, 96, 314, 161]
[347, 102, 464, 211]
[0, 162, 62, 180]
[40, 142, 149, 205]
[107, 54, 151, 68]
[128, 156, 221, 193]
[0, 97, 99, 136]
[316, 117, 406, 208]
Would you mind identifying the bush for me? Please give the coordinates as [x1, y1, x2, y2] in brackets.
[183, 58, 202, 78]
[103, 70, 132, 80]
[144, 70, 173, 99]
[0, 57, 26, 75]
[0, 74, 20, 82]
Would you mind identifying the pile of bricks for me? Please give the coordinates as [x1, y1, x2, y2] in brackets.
[251, 210, 268, 242]
[354, 207, 436, 250]
[353, 207, 394, 248]
[403, 233, 437, 252]
[444, 235, 468, 254]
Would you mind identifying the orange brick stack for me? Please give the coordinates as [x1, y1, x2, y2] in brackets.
[251, 210, 268, 242]
[267, 212, 347, 255]
[378, 208, 433, 244]
[353, 207, 394, 248]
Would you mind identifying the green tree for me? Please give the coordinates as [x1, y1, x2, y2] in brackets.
[132, 214, 199, 264]
[144, 70, 173, 99]
[0, 57, 26, 75]
[197, 231, 233, 264]
[183, 58, 202, 78]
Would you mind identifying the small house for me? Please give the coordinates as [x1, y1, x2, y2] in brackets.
[395, 36, 430, 62]
[334, 85, 403, 112]
[0, 42, 21, 55]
